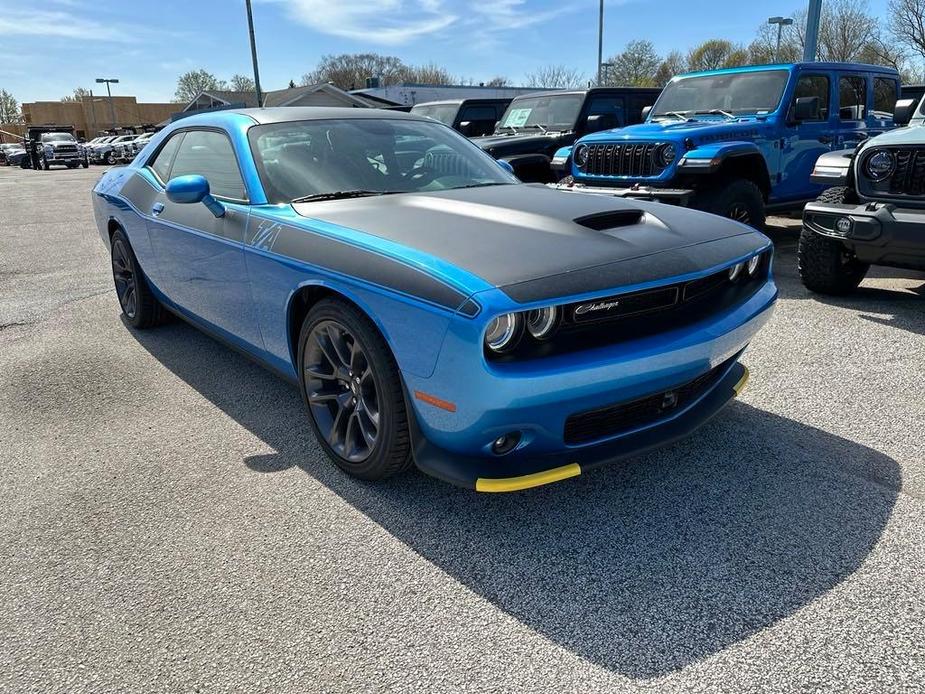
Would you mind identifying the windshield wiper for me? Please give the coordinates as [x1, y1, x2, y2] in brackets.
[696, 109, 736, 119]
[531, 123, 549, 134]
[656, 111, 690, 121]
[291, 190, 398, 203]
[454, 182, 511, 189]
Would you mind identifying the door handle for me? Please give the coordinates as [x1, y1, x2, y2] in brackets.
[152, 202, 165, 216]
[817, 135, 833, 144]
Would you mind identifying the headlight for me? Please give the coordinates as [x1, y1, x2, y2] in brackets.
[484, 313, 523, 353]
[574, 144, 589, 168]
[746, 254, 761, 275]
[728, 262, 745, 281]
[657, 143, 676, 167]
[864, 149, 895, 181]
[525, 306, 559, 340]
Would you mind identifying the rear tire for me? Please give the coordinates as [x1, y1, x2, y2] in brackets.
[110, 229, 164, 328]
[695, 178, 766, 230]
[298, 298, 412, 481]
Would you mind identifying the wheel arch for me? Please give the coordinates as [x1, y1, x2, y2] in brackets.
[715, 153, 772, 200]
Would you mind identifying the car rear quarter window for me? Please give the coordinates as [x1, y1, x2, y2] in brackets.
[793, 75, 830, 120]
[839, 76, 867, 121]
[873, 77, 898, 119]
[169, 130, 247, 201]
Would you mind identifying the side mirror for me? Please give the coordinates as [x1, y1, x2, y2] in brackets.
[166, 174, 225, 218]
[641, 105, 652, 121]
[893, 98, 916, 126]
[496, 159, 516, 176]
[792, 96, 820, 122]
[458, 121, 475, 136]
[585, 113, 618, 134]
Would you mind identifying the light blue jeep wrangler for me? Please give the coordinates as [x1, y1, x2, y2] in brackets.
[557, 62, 901, 228]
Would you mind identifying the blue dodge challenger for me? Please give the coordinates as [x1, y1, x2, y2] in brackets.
[92, 107, 777, 492]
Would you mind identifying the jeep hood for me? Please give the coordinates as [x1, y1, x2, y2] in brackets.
[858, 123, 925, 149]
[292, 183, 767, 303]
[581, 117, 767, 145]
[472, 132, 561, 154]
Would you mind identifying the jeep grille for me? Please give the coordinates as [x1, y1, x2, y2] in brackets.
[888, 147, 925, 196]
[582, 142, 662, 177]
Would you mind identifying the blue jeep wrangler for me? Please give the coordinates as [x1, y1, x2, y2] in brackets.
[557, 62, 901, 228]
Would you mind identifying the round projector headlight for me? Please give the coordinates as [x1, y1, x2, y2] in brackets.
[865, 149, 895, 181]
[746, 254, 761, 276]
[574, 144, 589, 168]
[657, 143, 677, 167]
[728, 262, 745, 281]
[526, 306, 559, 340]
[484, 313, 523, 353]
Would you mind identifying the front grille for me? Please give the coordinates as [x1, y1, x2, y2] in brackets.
[563, 357, 733, 445]
[54, 145, 78, 153]
[888, 147, 925, 196]
[583, 142, 661, 177]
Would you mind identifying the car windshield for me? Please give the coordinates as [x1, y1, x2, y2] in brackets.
[497, 94, 583, 131]
[248, 118, 516, 204]
[410, 103, 459, 126]
[652, 69, 790, 118]
[41, 133, 76, 143]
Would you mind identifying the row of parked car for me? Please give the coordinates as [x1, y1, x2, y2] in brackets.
[411, 61, 924, 293]
[84, 132, 155, 165]
[0, 128, 156, 170]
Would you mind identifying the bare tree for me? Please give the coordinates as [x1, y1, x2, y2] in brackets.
[0, 89, 21, 123]
[687, 39, 749, 71]
[400, 62, 455, 85]
[606, 40, 661, 86]
[525, 64, 585, 89]
[484, 76, 510, 87]
[818, 0, 878, 61]
[654, 51, 687, 86]
[61, 87, 91, 103]
[302, 53, 408, 90]
[890, 0, 925, 60]
[174, 69, 226, 103]
[748, 22, 802, 64]
[229, 74, 256, 92]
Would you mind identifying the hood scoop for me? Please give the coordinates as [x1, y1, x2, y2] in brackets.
[574, 209, 645, 231]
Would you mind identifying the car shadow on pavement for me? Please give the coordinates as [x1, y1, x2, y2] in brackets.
[130, 322, 901, 680]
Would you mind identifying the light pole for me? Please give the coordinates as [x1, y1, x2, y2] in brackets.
[245, 0, 263, 107]
[95, 78, 119, 131]
[767, 16, 794, 61]
[597, 0, 604, 85]
[804, 0, 822, 62]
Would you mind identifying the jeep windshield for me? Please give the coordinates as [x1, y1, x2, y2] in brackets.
[410, 103, 459, 126]
[248, 118, 515, 204]
[40, 133, 76, 143]
[496, 94, 583, 132]
[652, 69, 789, 119]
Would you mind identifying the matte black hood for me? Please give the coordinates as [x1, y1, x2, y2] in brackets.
[292, 184, 768, 303]
[471, 132, 562, 156]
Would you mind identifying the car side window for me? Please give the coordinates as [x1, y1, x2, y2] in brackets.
[169, 130, 247, 201]
[839, 76, 867, 121]
[460, 105, 497, 122]
[149, 133, 183, 184]
[793, 75, 829, 120]
[873, 77, 898, 119]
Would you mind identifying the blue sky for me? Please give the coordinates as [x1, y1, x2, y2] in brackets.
[2, 0, 894, 104]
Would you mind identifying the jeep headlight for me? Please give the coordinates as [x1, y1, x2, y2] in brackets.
[864, 149, 895, 181]
[574, 144, 589, 168]
[657, 143, 677, 167]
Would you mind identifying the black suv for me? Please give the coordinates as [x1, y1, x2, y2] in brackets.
[800, 97, 925, 294]
[410, 99, 511, 137]
[473, 87, 661, 182]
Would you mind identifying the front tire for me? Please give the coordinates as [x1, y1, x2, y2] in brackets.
[298, 298, 412, 481]
[104, 151, 114, 165]
[798, 186, 868, 295]
[110, 229, 163, 328]
[695, 178, 766, 230]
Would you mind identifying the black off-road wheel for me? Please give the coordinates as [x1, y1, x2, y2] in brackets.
[696, 178, 766, 230]
[110, 229, 164, 328]
[298, 298, 412, 481]
[798, 187, 868, 295]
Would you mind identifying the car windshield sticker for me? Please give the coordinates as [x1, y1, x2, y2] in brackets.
[505, 108, 532, 127]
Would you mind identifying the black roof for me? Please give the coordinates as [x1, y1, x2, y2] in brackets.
[510, 86, 662, 101]
[411, 98, 512, 107]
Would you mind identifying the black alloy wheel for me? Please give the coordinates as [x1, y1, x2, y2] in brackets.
[303, 320, 381, 464]
[111, 235, 138, 320]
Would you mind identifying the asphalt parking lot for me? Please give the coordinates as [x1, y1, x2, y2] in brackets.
[1, 164, 923, 693]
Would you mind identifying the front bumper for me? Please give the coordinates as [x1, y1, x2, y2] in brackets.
[553, 182, 694, 205]
[803, 200, 925, 269]
[405, 279, 776, 491]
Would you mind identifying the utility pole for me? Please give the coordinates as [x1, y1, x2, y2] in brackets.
[597, 0, 604, 86]
[803, 0, 822, 62]
[95, 78, 119, 131]
[88, 89, 97, 136]
[245, 0, 264, 107]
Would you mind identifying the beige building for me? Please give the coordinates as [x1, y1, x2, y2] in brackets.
[11, 96, 176, 140]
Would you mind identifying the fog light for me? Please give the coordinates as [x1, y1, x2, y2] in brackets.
[491, 432, 522, 455]
[835, 216, 852, 235]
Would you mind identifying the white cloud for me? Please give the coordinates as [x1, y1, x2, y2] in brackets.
[470, 0, 571, 31]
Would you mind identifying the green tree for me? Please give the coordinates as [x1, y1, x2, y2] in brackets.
[174, 69, 227, 103]
[0, 89, 21, 123]
[605, 40, 661, 86]
[654, 51, 687, 86]
[687, 39, 749, 71]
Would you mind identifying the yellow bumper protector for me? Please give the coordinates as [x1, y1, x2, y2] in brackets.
[733, 366, 750, 396]
[476, 463, 581, 493]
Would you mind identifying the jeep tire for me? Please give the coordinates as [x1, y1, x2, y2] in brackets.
[798, 187, 868, 295]
[696, 178, 765, 230]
